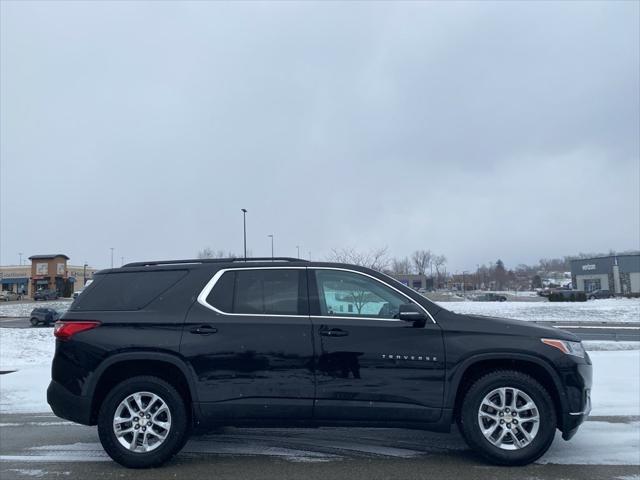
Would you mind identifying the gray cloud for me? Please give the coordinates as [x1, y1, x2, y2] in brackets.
[1, 1, 638, 271]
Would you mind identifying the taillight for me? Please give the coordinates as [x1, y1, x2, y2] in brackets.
[54, 321, 100, 341]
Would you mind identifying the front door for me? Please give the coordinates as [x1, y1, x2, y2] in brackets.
[181, 267, 314, 421]
[309, 268, 445, 423]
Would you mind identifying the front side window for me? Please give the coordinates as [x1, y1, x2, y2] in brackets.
[206, 269, 306, 315]
[314, 269, 409, 319]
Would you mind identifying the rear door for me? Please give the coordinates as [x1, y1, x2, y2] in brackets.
[309, 268, 445, 423]
[181, 267, 315, 421]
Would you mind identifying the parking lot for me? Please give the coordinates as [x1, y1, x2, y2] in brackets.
[1, 412, 639, 480]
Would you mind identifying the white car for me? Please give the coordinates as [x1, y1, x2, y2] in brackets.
[0, 291, 22, 301]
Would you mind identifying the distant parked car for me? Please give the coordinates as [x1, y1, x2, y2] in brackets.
[548, 290, 587, 302]
[587, 289, 613, 300]
[30, 307, 63, 326]
[34, 289, 59, 301]
[474, 293, 507, 302]
[0, 291, 22, 301]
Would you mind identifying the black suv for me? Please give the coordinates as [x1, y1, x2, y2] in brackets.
[48, 258, 592, 468]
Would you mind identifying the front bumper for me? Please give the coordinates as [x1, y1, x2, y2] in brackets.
[47, 380, 93, 425]
[560, 360, 592, 440]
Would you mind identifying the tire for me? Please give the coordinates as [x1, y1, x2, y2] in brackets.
[458, 370, 557, 466]
[589, 295, 596, 300]
[97, 376, 189, 468]
[30, 318, 39, 327]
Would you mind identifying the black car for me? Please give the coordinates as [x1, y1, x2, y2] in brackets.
[33, 289, 59, 301]
[474, 293, 508, 302]
[48, 258, 592, 469]
[587, 289, 613, 300]
[30, 307, 63, 326]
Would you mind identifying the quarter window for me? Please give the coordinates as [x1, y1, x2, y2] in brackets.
[206, 269, 307, 316]
[314, 269, 408, 319]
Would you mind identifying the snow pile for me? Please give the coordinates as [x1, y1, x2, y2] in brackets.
[0, 329, 56, 414]
[440, 298, 640, 323]
[0, 328, 56, 368]
[590, 350, 640, 416]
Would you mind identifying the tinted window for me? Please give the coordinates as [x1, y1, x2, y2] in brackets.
[71, 270, 187, 311]
[206, 269, 306, 315]
[314, 269, 407, 319]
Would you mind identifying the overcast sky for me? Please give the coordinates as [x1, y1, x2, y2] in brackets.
[1, 1, 638, 272]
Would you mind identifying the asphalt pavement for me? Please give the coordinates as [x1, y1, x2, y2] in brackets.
[1, 412, 639, 480]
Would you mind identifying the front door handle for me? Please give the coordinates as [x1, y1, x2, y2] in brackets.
[319, 328, 349, 337]
[190, 325, 218, 335]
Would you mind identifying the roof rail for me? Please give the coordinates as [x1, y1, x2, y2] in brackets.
[122, 257, 307, 268]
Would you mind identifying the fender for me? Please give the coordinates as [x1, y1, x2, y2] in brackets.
[82, 350, 201, 404]
[444, 351, 568, 413]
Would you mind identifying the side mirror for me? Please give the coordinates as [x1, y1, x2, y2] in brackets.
[398, 303, 428, 323]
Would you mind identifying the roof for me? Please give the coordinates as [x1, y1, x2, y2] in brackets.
[569, 253, 639, 263]
[28, 254, 70, 260]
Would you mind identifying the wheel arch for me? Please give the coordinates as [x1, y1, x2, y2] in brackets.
[86, 352, 200, 425]
[448, 353, 567, 429]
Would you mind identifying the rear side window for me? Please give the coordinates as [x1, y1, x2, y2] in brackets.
[71, 270, 187, 311]
[206, 269, 307, 315]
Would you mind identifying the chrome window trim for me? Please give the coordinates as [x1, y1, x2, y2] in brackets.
[197, 266, 308, 318]
[197, 266, 437, 324]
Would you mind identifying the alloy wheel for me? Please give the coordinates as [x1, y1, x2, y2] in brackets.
[477, 387, 540, 450]
[112, 391, 172, 453]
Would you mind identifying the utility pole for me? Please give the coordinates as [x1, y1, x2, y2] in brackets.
[83, 262, 88, 286]
[110, 248, 114, 268]
[296, 245, 300, 259]
[241, 209, 248, 260]
[268, 235, 274, 259]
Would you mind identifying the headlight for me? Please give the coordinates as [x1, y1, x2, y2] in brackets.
[541, 338, 585, 358]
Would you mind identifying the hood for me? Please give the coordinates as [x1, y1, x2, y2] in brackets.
[463, 314, 580, 342]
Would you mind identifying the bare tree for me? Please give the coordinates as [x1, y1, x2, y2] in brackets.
[411, 250, 432, 275]
[197, 248, 237, 259]
[433, 254, 447, 278]
[390, 257, 412, 275]
[327, 246, 390, 272]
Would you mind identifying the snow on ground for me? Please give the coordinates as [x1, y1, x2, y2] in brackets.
[0, 300, 72, 318]
[540, 421, 640, 465]
[590, 350, 640, 417]
[438, 298, 640, 323]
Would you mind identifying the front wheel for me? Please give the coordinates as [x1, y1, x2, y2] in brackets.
[458, 370, 557, 465]
[30, 318, 39, 327]
[97, 376, 189, 468]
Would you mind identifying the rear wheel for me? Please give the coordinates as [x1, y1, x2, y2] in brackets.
[30, 318, 39, 327]
[97, 376, 189, 468]
[458, 370, 556, 465]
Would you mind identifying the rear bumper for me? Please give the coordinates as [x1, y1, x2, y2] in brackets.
[47, 380, 93, 425]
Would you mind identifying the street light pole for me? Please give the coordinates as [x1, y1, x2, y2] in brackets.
[241, 209, 247, 260]
[83, 262, 87, 286]
[268, 235, 274, 260]
[110, 248, 114, 268]
[19, 253, 22, 266]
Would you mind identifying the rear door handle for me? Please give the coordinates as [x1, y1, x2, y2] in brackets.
[319, 328, 349, 337]
[190, 325, 218, 335]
